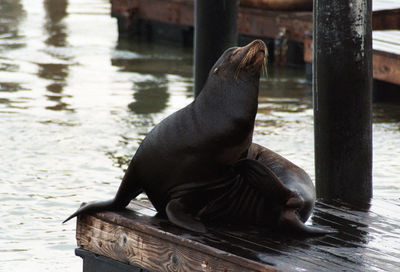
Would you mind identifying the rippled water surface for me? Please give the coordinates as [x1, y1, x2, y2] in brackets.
[1, 0, 399, 271]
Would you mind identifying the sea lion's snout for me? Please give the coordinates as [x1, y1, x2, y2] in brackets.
[248, 39, 267, 53]
[247, 40, 267, 68]
[235, 40, 267, 77]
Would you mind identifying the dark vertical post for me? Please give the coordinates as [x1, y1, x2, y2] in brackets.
[194, 0, 239, 97]
[313, 0, 373, 204]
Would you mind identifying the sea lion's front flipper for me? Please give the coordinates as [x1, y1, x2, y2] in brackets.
[63, 200, 114, 223]
[166, 198, 206, 233]
[63, 181, 143, 223]
[279, 209, 336, 235]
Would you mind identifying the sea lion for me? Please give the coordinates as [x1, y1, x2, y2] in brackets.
[64, 40, 328, 234]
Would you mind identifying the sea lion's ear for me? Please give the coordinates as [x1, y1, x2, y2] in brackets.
[213, 67, 219, 74]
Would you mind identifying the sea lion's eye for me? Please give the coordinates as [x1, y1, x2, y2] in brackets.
[213, 67, 219, 73]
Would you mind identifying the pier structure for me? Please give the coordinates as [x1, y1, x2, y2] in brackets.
[111, 0, 400, 88]
[73, 1, 400, 271]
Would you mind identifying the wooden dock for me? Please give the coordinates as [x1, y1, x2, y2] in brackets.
[111, 0, 400, 87]
[75, 200, 400, 271]
[373, 0, 400, 30]
[304, 30, 400, 87]
[110, 0, 400, 43]
[373, 30, 400, 86]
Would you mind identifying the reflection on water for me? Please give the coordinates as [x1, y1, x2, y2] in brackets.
[128, 78, 170, 114]
[0, 0, 25, 50]
[44, 0, 68, 47]
[113, 38, 193, 76]
[374, 102, 400, 124]
[42, 0, 72, 111]
[0, 0, 399, 271]
[0, 0, 25, 108]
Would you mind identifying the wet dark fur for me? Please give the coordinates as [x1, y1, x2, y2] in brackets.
[64, 40, 330, 235]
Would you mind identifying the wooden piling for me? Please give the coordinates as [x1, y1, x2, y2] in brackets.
[194, 0, 239, 96]
[313, 0, 373, 204]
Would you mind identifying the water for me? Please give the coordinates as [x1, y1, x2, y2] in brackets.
[0, 0, 399, 271]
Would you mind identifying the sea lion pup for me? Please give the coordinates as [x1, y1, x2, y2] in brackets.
[64, 40, 328, 234]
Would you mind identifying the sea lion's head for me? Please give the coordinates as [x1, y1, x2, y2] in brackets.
[210, 40, 267, 81]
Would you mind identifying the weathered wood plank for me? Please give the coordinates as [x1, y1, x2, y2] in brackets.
[129, 202, 337, 271]
[373, 52, 400, 85]
[373, 0, 400, 29]
[77, 212, 278, 272]
[76, 199, 400, 272]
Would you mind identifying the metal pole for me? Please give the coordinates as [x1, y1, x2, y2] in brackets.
[313, 0, 373, 204]
[194, 0, 239, 97]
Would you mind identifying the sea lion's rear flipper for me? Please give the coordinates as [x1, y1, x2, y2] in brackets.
[234, 159, 293, 201]
[166, 198, 206, 233]
[279, 209, 336, 235]
[235, 159, 334, 235]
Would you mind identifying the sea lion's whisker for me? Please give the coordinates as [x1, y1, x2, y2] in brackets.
[235, 43, 267, 79]
[263, 61, 269, 78]
[235, 48, 255, 78]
